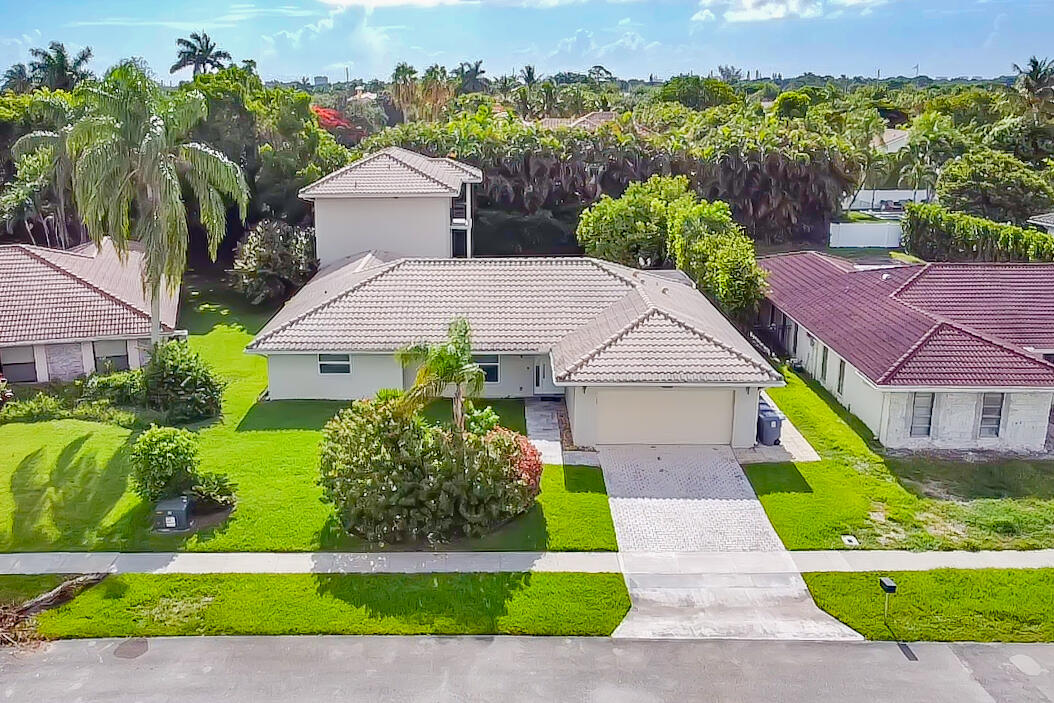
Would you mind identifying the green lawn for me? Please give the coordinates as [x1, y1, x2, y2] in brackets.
[34, 572, 630, 638]
[804, 569, 1054, 642]
[0, 575, 66, 607]
[745, 369, 1054, 550]
[0, 273, 614, 553]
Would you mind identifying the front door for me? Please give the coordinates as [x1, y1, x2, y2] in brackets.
[534, 359, 560, 395]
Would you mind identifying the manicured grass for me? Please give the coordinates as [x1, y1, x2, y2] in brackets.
[0, 575, 66, 607]
[744, 369, 1054, 550]
[422, 398, 527, 435]
[804, 569, 1054, 642]
[0, 273, 614, 553]
[35, 572, 631, 638]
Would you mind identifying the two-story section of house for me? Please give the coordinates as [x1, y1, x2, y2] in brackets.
[299, 146, 483, 266]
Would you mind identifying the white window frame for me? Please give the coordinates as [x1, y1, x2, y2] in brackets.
[836, 359, 846, 395]
[820, 346, 829, 382]
[909, 392, 934, 438]
[0, 346, 37, 383]
[318, 353, 352, 375]
[474, 354, 500, 384]
[93, 340, 130, 373]
[978, 392, 1004, 438]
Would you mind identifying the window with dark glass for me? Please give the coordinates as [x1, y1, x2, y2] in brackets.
[94, 340, 130, 373]
[474, 355, 499, 384]
[0, 346, 37, 383]
[318, 353, 351, 375]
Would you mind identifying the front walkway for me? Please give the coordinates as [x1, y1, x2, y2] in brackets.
[597, 444, 858, 640]
[524, 397, 563, 465]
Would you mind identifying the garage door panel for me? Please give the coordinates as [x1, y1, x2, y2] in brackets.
[593, 388, 734, 445]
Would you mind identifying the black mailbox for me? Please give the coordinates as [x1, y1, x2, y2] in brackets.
[879, 577, 897, 594]
[154, 495, 191, 532]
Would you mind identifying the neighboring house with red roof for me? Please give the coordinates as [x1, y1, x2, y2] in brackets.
[247, 251, 782, 448]
[0, 239, 181, 385]
[758, 251, 1054, 452]
[299, 146, 483, 266]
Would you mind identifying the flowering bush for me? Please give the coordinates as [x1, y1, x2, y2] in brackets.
[489, 426, 543, 497]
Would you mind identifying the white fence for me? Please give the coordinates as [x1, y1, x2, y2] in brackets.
[843, 190, 930, 211]
[829, 222, 903, 248]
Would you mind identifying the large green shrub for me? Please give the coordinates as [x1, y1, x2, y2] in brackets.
[130, 426, 201, 503]
[82, 369, 145, 406]
[0, 392, 141, 428]
[654, 75, 739, 110]
[232, 219, 318, 305]
[142, 341, 225, 423]
[318, 396, 541, 545]
[903, 203, 1054, 262]
[936, 149, 1054, 227]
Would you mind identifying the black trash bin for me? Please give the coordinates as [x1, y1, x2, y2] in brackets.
[756, 397, 785, 446]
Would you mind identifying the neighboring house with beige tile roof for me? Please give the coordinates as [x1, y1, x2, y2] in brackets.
[300, 146, 483, 266]
[0, 239, 181, 384]
[248, 251, 782, 447]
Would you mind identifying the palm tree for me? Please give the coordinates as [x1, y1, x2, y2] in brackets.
[390, 62, 419, 121]
[2, 63, 31, 93]
[420, 64, 455, 120]
[396, 317, 485, 433]
[493, 74, 518, 100]
[170, 31, 232, 76]
[512, 85, 532, 118]
[66, 61, 249, 343]
[537, 81, 559, 117]
[455, 60, 487, 94]
[28, 42, 93, 90]
[519, 65, 539, 90]
[1013, 56, 1054, 124]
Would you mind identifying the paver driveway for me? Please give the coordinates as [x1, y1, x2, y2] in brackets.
[598, 444, 784, 552]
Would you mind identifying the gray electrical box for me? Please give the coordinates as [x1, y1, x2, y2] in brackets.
[154, 495, 191, 532]
[757, 397, 785, 446]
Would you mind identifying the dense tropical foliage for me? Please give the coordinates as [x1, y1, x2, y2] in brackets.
[903, 203, 1054, 262]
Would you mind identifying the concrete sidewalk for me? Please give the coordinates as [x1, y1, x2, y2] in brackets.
[2, 548, 1054, 575]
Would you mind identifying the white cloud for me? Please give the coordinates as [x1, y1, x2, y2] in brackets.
[692, 8, 716, 21]
[69, 3, 321, 30]
[317, 0, 644, 6]
[692, 0, 898, 23]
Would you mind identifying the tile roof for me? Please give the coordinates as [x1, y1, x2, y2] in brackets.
[1028, 212, 1054, 228]
[0, 239, 178, 345]
[248, 254, 781, 387]
[299, 146, 482, 199]
[760, 251, 1054, 388]
[535, 112, 619, 131]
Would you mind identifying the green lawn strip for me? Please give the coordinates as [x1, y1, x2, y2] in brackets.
[0, 575, 67, 607]
[0, 274, 614, 553]
[804, 569, 1054, 642]
[422, 398, 528, 435]
[35, 572, 631, 638]
[744, 369, 1054, 550]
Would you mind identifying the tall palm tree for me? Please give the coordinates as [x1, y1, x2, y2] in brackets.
[519, 65, 538, 90]
[2, 63, 31, 93]
[170, 31, 232, 76]
[396, 317, 485, 433]
[28, 42, 93, 90]
[493, 74, 518, 100]
[455, 60, 487, 94]
[390, 62, 419, 121]
[1013, 56, 1054, 124]
[537, 81, 559, 117]
[421, 64, 455, 120]
[66, 61, 249, 343]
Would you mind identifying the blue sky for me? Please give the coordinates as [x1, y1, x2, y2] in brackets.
[0, 0, 1047, 84]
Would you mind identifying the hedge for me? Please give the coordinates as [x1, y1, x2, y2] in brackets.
[903, 203, 1054, 262]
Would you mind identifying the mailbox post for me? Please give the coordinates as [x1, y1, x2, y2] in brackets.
[879, 577, 897, 622]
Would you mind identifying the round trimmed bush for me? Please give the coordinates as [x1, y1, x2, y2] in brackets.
[142, 341, 225, 423]
[130, 425, 200, 502]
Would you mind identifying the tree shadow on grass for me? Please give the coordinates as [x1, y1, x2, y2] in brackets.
[179, 273, 278, 337]
[236, 400, 348, 432]
[313, 571, 531, 631]
[9, 434, 143, 550]
[563, 465, 607, 493]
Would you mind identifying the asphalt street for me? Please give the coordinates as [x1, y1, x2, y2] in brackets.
[3, 636, 1054, 702]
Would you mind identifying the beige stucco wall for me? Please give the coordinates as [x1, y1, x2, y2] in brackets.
[882, 390, 1053, 451]
[313, 196, 452, 266]
[401, 354, 548, 399]
[265, 353, 404, 400]
[567, 386, 741, 446]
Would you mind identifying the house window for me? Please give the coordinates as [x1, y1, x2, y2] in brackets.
[910, 393, 934, 437]
[1044, 353, 1054, 363]
[820, 346, 829, 381]
[837, 359, 846, 395]
[318, 353, 351, 375]
[93, 340, 130, 373]
[791, 323, 798, 355]
[474, 354, 500, 384]
[0, 346, 37, 383]
[978, 393, 1004, 438]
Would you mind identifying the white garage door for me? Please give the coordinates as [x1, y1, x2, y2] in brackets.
[593, 388, 735, 445]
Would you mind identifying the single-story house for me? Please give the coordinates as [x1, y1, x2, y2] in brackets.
[1028, 212, 1054, 235]
[300, 146, 483, 266]
[0, 239, 180, 384]
[759, 251, 1054, 452]
[247, 252, 783, 448]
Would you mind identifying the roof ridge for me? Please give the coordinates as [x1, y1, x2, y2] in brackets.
[298, 150, 388, 196]
[889, 261, 932, 300]
[14, 243, 161, 329]
[652, 308, 782, 381]
[876, 320, 943, 384]
[558, 305, 658, 380]
[379, 147, 460, 193]
[248, 259, 408, 349]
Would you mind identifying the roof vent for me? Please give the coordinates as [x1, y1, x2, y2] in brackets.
[882, 273, 892, 281]
[661, 287, 669, 295]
